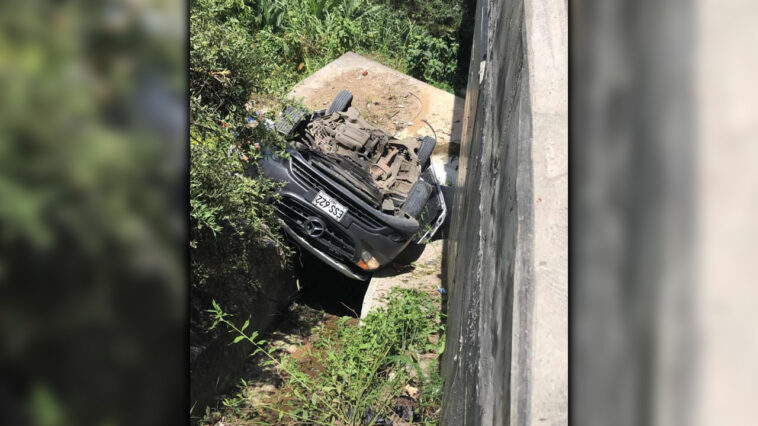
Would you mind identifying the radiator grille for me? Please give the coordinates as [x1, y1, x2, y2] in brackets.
[291, 158, 384, 230]
[276, 196, 355, 261]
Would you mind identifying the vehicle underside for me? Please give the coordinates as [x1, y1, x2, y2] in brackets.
[261, 90, 447, 280]
[295, 107, 428, 213]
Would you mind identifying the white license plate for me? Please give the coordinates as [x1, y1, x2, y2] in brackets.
[312, 191, 348, 222]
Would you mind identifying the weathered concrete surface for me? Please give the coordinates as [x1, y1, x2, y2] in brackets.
[440, 0, 567, 424]
[288, 52, 464, 163]
[189, 242, 296, 411]
[359, 241, 444, 320]
[524, 0, 568, 422]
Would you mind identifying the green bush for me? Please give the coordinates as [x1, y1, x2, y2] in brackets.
[406, 27, 460, 92]
[190, 0, 292, 292]
[191, 0, 468, 106]
[189, 91, 292, 284]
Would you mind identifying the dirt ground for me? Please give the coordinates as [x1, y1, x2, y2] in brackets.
[306, 71, 434, 137]
[197, 242, 447, 425]
[288, 53, 464, 157]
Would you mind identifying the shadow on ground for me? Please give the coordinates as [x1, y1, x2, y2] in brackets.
[292, 249, 369, 317]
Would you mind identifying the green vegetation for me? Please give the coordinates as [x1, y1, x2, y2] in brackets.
[190, 119, 288, 290]
[206, 288, 445, 424]
[191, 0, 468, 100]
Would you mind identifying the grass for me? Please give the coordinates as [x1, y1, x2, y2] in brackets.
[202, 288, 445, 425]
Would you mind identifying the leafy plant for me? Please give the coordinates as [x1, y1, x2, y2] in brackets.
[255, 0, 285, 31]
[307, 0, 335, 20]
[208, 288, 446, 424]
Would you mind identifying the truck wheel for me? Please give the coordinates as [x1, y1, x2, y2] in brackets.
[401, 179, 433, 218]
[328, 89, 353, 114]
[416, 136, 436, 168]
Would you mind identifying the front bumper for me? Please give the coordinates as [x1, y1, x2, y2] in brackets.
[278, 220, 370, 281]
[261, 149, 422, 280]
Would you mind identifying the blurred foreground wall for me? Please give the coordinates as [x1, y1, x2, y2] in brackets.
[0, 1, 188, 424]
[571, 0, 695, 425]
[441, 0, 567, 423]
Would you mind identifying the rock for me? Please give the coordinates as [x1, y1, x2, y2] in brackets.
[259, 384, 276, 393]
[404, 384, 419, 400]
[419, 353, 437, 372]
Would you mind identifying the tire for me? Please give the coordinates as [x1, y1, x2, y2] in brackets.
[401, 179, 433, 218]
[327, 89, 353, 114]
[416, 136, 436, 167]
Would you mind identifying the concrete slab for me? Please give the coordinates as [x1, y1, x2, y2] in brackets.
[287, 52, 464, 159]
[359, 240, 444, 319]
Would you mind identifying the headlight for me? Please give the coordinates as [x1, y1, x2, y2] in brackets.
[356, 250, 381, 271]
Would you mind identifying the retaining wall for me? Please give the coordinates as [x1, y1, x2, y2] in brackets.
[440, 0, 567, 424]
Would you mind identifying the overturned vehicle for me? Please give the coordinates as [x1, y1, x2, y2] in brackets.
[260, 90, 447, 280]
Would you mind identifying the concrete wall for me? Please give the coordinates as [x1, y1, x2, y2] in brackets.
[440, 0, 567, 423]
[190, 242, 296, 411]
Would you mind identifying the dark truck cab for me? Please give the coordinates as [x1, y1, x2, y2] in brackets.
[260, 90, 446, 280]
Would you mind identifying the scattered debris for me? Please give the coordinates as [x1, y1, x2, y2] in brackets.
[393, 396, 415, 421]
